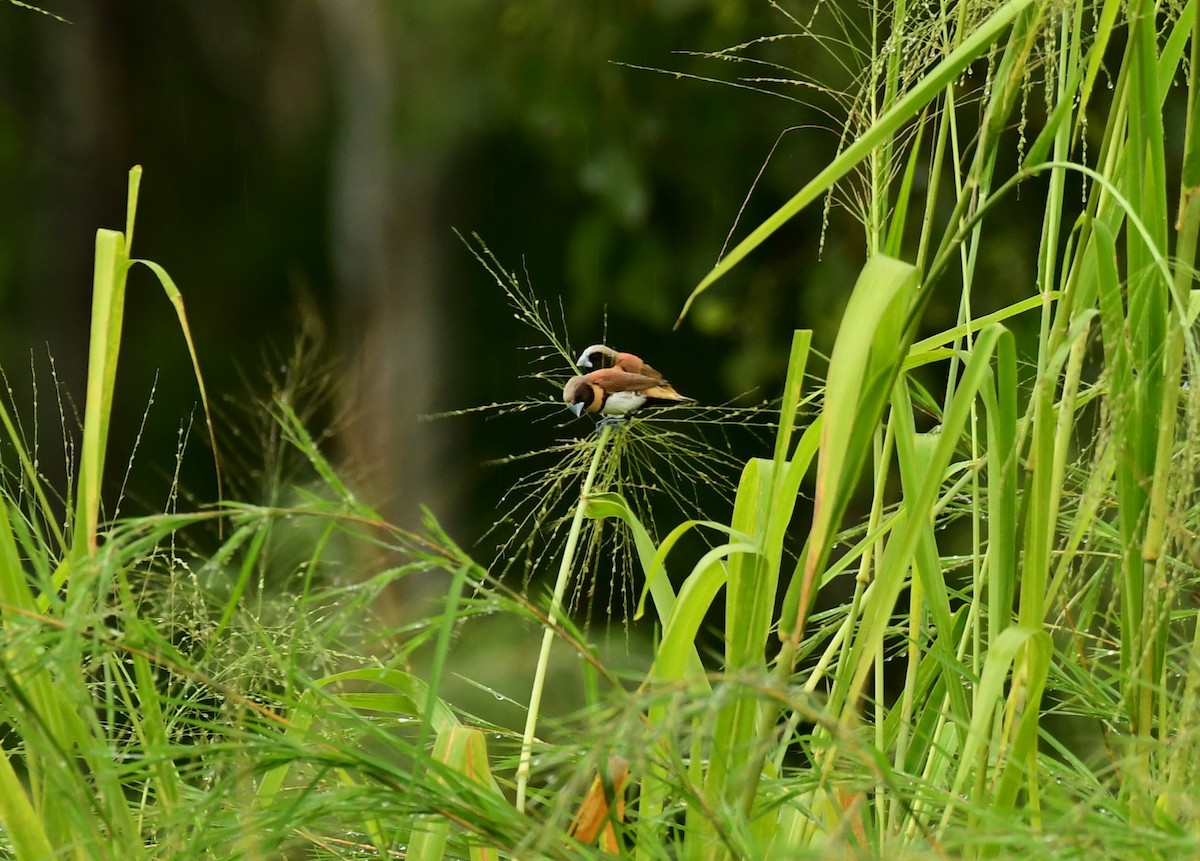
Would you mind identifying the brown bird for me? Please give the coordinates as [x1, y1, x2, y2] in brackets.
[576, 344, 666, 382]
[563, 367, 694, 420]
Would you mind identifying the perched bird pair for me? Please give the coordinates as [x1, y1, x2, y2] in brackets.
[563, 344, 694, 421]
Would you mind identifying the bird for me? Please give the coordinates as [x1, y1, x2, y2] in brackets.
[575, 344, 666, 382]
[563, 367, 694, 421]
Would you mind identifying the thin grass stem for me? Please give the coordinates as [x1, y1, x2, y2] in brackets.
[515, 422, 614, 813]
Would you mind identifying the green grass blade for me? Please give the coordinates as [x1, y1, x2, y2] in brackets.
[836, 323, 1007, 717]
[675, 0, 1038, 325]
[937, 626, 1052, 836]
[133, 258, 223, 504]
[74, 226, 128, 558]
[786, 254, 919, 644]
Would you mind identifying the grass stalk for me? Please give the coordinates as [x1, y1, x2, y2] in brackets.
[515, 422, 614, 813]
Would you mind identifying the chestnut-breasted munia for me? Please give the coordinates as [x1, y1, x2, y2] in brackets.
[563, 367, 694, 419]
[576, 345, 665, 383]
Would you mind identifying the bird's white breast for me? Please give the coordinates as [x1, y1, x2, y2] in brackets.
[601, 391, 647, 416]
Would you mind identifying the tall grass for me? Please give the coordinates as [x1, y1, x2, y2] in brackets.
[3, 0, 1200, 859]
[629, 0, 1200, 856]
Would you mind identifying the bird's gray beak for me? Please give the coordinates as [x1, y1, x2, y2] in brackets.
[569, 402, 585, 417]
[577, 357, 592, 370]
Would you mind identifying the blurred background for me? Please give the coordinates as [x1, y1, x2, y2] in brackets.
[0, 2, 1046, 571]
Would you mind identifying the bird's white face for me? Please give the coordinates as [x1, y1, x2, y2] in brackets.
[599, 390, 647, 416]
[576, 344, 617, 371]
